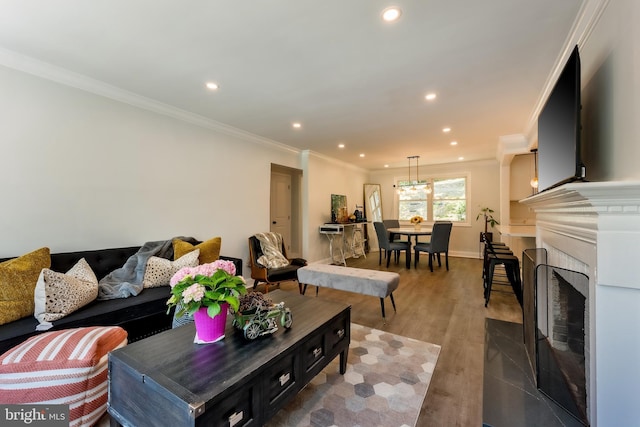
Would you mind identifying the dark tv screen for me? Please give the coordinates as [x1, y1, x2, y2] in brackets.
[537, 45, 584, 192]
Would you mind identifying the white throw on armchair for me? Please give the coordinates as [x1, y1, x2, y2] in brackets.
[248, 232, 307, 293]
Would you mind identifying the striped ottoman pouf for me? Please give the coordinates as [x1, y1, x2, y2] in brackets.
[0, 326, 127, 427]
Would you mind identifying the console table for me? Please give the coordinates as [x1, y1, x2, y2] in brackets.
[319, 222, 367, 265]
[107, 290, 351, 427]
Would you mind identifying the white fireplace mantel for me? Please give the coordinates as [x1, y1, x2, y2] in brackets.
[522, 181, 640, 426]
[524, 181, 640, 289]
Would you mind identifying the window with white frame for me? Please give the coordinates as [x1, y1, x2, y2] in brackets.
[432, 177, 467, 221]
[397, 176, 467, 222]
[397, 180, 429, 221]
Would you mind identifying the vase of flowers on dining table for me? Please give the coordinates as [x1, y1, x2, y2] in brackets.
[410, 215, 424, 230]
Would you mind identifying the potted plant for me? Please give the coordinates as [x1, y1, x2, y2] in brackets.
[476, 207, 499, 242]
[167, 259, 247, 342]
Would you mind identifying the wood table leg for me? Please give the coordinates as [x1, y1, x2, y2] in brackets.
[339, 348, 349, 374]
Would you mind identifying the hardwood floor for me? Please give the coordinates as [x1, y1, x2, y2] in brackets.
[273, 252, 523, 427]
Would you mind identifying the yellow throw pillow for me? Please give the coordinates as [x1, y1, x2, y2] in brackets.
[0, 247, 51, 325]
[173, 237, 221, 264]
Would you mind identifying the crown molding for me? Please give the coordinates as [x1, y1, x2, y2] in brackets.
[302, 150, 369, 173]
[496, 133, 529, 165]
[0, 47, 300, 156]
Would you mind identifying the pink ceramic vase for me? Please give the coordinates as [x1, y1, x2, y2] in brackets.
[193, 304, 228, 342]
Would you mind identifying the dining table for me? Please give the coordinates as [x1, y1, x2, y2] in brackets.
[387, 226, 433, 246]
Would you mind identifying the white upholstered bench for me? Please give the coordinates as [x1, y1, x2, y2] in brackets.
[297, 264, 399, 321]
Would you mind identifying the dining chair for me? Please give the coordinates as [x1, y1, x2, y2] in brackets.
[382, 219, 401, 242]
[382, 219, 405, 262]
[373, 222, 411, 268]
[413, 221, 452, 271]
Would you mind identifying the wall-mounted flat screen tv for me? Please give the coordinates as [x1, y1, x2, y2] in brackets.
[537, 45, 585, 192]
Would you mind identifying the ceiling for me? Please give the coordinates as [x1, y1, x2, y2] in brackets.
[0, 0, 585, 169]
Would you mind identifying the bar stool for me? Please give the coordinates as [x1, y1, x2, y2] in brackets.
[482, 241, 513, 280]
[481, 233, 522, 307]
[481, 233, 514, 281]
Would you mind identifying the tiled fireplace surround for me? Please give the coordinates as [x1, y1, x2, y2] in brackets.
[523, 181, 640, 426]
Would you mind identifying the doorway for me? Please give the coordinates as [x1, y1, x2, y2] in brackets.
[270, 164, 302, 258]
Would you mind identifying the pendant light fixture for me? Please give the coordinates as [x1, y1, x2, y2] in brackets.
[396, 156, 432, 194]
[530, 148, 539, 191]
[416, 155, 433, 194]
[396, 157, 410, 194]
[410, 155, 418, 191]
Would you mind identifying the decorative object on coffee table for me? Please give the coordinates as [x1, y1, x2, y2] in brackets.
[166, 259, 247, 343]
[232, 292, 292, 340]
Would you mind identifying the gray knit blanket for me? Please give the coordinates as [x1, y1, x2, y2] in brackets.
[97, 236, 197, 300]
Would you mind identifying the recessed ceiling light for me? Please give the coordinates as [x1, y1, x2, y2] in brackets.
[292, 122, 302, 129]
[425, 93, 437, 101]
[205, 82, 219, 90]
[382, 7, 402, 22]
[338, 143, 345, 148]
[359, 153, 365, 158]
[384, 164, 389, 168]
[450, 141, 458, 146]
[443, 127, 451, 133]
[458, 156, 464, 161]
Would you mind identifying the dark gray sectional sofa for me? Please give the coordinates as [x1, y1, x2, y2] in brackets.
[0, 245, 242, 354]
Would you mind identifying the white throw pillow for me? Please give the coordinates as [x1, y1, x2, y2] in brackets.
[143, 249, 200, 288]
[34, 258, 99, 328]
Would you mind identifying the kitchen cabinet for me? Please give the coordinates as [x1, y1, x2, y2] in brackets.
[510, 154, 535, 201]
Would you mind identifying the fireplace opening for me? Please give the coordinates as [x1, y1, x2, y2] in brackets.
[523, 249, 590, 425]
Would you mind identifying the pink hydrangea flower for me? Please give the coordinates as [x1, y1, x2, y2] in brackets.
[170, 266, 195, 287]
[210, 259, 236, 276]
[182, 283, 205, 303]
[170, 260, 238, 288]
[194, 262, 217, 277]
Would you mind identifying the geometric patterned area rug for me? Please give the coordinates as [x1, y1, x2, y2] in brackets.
[267, 323, 441, 427]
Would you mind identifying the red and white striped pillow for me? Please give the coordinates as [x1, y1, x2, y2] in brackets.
[0, 326, 127, 427]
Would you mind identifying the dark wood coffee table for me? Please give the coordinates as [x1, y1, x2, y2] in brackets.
[107, 290, 351, 427]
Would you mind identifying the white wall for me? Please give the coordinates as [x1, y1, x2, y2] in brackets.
[580, 0, 640, 182]
[0, 63, 371, 268]
[577, 1, 640, 424]
[368, 159, 500, 258]
[302, 151, 369, 263]
[0, 65, 301, 265]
